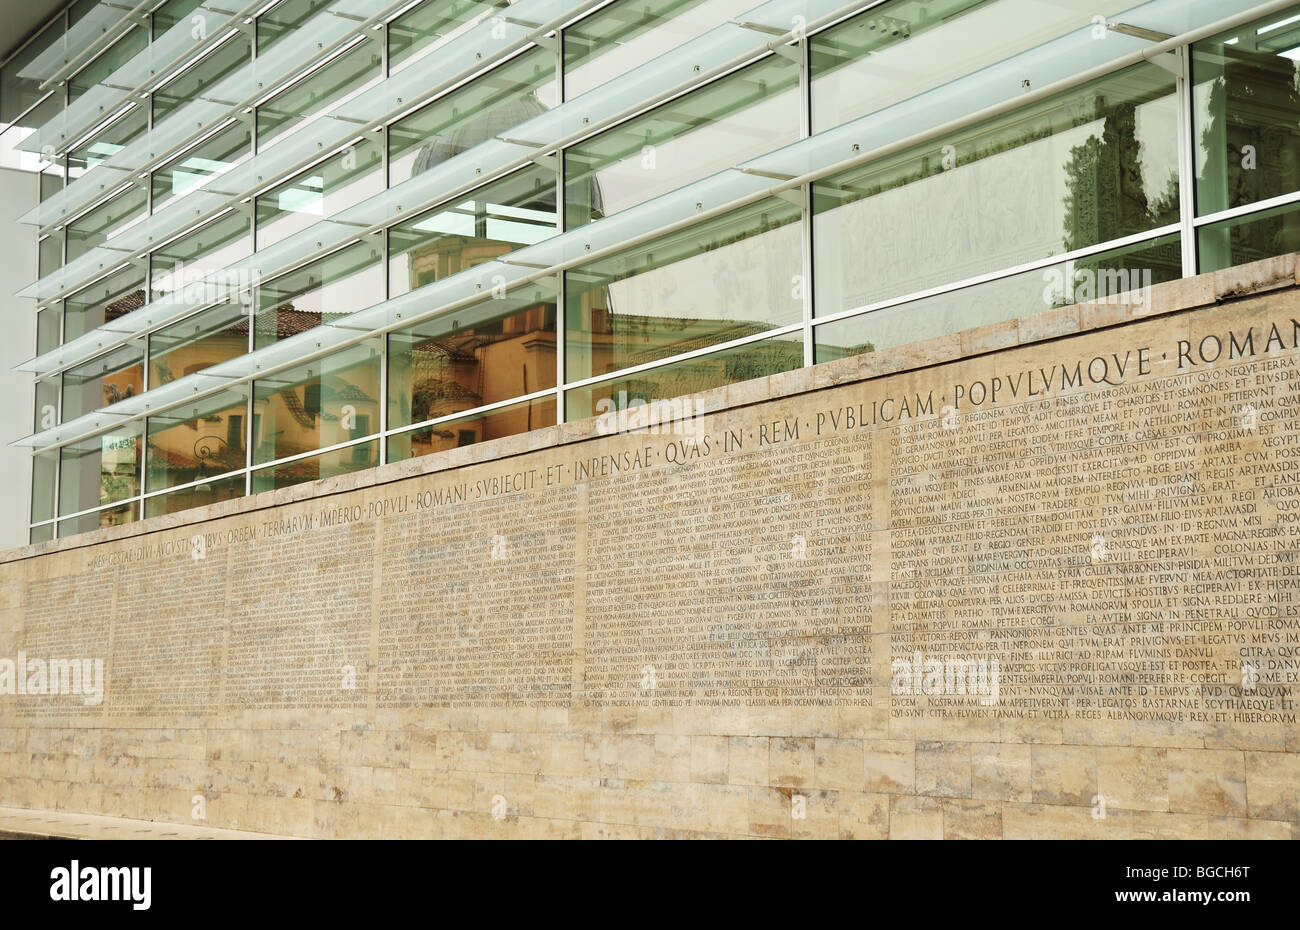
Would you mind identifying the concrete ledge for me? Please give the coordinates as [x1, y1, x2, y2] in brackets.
[0, 806, 296, 840]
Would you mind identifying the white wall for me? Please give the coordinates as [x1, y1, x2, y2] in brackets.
[0, 166, 38, 551]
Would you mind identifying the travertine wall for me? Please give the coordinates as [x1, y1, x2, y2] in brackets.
[2, 257, 1300, 839]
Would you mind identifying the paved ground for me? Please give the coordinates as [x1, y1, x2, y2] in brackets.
[0, 807, 292, 840]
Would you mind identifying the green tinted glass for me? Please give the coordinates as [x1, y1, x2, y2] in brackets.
[565, 196, 803, 382]
[1193, 5, 1300, 215]
[813, 63, 1179, 317]
[565, 334, 803, 421]
[565, 55, 800, 228]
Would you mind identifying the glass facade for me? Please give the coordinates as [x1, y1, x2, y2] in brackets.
[6, 0, 1300, 542]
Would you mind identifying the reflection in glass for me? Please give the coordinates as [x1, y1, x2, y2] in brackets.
[565, 334, 802, 421]
[63, 265, 146, 342]
[389, 0, 503, 74]
[257, 39, 381, 149]
[813, 63, 1179, 317]
[62, 342, 145, 421]
[388, 166, 557, 297]
[147, 389, 249, 491]
[809, 0, 1137, 133]
[388, 278, 558, 436]
[154, 32, 251, 122]
[258, 0, 333, 54]
[69, 26, 146, 102]
[149, 301, 249, 387]
[149, 209, 253, 303]
[252, 440, 378, 491]
[388, 395, 556, 462]
[565, 55, 799, 227]
[565, 196, 803, 382]
[59, 423, 144, 516]
[1193, 5, 1300, 217]
[31, 451, 57, 524]
[67, 105, 147, 180]
[153, 120, 251, 209]
[252, 339, 381, 465]
[254, 241, 383, 349]
[815, 234, 1182, 363]
[145, 473, 245, 517]
[66, 185, 148, 261]
[1199, 200, 1300, 271]
[58, 502, 136, 536]
[256, 137, 383, 246]
[387, 47, 555, 184]
[563, 0, 753, 99]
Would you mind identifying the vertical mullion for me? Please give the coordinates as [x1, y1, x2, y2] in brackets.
[555, 28, 566, 426]
[799, 31, 814, 369]
[1176, 43, 1197, 278]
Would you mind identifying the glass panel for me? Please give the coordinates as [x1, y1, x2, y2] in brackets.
[40, 166, 65, 202]
[0, 93, 60, 172]
[388, 277, 558, 431]
[30, 524, 54, 545]
[149, 209, 253, 309]
[63, 266, 146, 342]
[62, 342, 145, 421]
[815, 234, 1183, 363]
[36, 306, 61, 355]
[809, 0, 1138, 134]
[1, 17, 64, 124]
[563, 0, 752, 99]
[39, 232, 63, 279]
[813, 63, 1179, 318]
[388, 394, 556, 462]
[34, 378, 59, 432]
[1198, 199, 1300, 271]
[154, 0, 205, 37]
[257, 38, 382, 149]
[388, 165, 558, 297]
[1193, 4, 1300, 216]
[565, 196, 803, 382]
[252, 339, 381, 464]
[387, 47, 555, 185]
[252, 440, 378, 491]
[149, 301, 249, 386]
[147, 389, 249, 491]
[256, 136, 383, 245]
[388, 0, 503, 74]
[145, 472, 245, 517]
[59, 422, 144, 516]
[31, 451, 58, 524]
[153, 31, 252, 122]
[564, 333, 802, 421]
[59, 502, 137, 535]
[254, 240, 383, 349]
[564, 55, 799, 227]
[258, 0, 334, 53]
[153, 120, 252, 210]
[68, 25, 147, 102]
[66, 185, 149, 261]
[67, 105, 147, 180]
